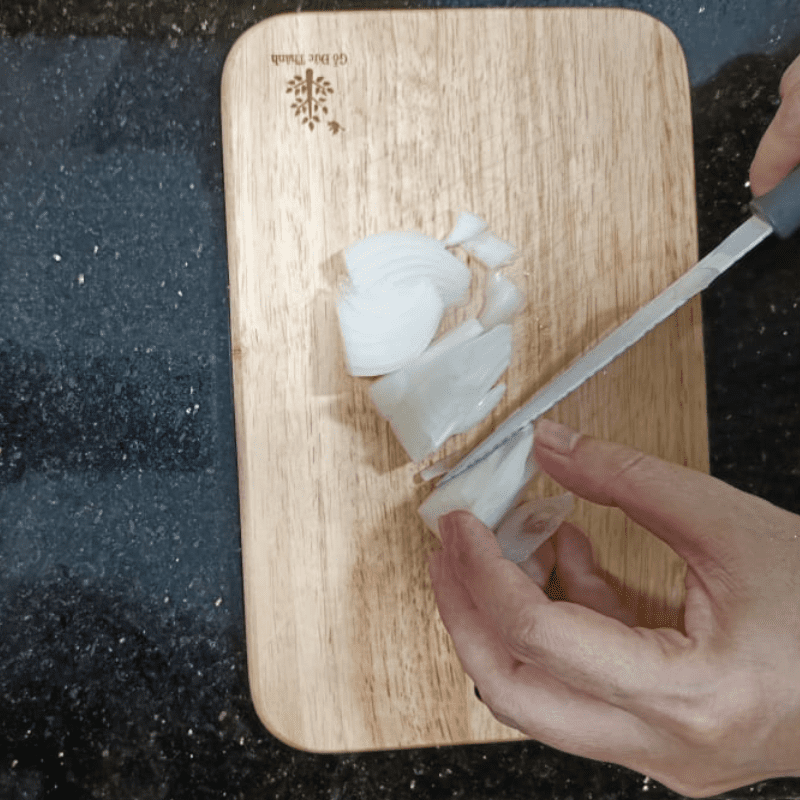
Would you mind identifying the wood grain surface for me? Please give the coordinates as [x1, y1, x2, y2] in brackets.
[221, 8, 707, 753]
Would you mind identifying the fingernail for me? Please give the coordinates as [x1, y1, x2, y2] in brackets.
[535, 419, 581, 454]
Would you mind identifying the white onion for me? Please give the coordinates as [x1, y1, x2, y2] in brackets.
[479, 272, 524, 328]
[344, 231, 471, 307]
[443, 212, 489, 247]
[451, 383, 505, 434]
[462, 231, 518, 269]
[337, 279, 444, 376]
[377, 324, 513, 462]
[418, 424, 536, 534]
[369, 319, 484, 419]
[495, 493, 575, 563]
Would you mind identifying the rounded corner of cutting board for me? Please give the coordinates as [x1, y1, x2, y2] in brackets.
[611, 7, 690, 81]
[221, 11, 303, 87]
[246, 674, 321, 755]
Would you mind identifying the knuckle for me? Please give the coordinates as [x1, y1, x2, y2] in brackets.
[602, 448, 661, 500]
[500, 604, 545, 662]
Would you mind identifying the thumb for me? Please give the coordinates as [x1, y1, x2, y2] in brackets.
[532, 418, 768, 575]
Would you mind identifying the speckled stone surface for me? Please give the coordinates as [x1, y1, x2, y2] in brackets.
[1, 2, 799, 798]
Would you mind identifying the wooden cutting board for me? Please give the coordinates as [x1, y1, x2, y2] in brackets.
[221, 8, 707, 753]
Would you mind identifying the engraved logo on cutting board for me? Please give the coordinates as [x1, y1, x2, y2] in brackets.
[272, 53, 347, 134]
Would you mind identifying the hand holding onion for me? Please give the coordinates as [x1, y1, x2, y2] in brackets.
[429, 418, 800, 797]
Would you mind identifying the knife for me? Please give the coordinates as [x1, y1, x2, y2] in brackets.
[437, 167, 800, 486]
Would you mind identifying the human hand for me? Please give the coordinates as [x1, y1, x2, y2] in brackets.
[429, 418, 800, 797]
[749, 52, 800, 195]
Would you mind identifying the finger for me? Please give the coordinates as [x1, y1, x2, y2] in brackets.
[553, 522, 636, 626]
[749, 55, 800, 195]
[779, 53, 800, 97]
[440, 510, 689, 710]
[429, 547, 517, 678]
[517, 539, 555, 585]
[429, 541, 658, 765]
[532, 418, 788, 579]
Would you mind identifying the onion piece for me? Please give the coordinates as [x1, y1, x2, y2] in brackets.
[378, 324, 513, 462]
[495, 493, 575, 564]
[479, 272, 524, 329]
[337, 279, 444, 376]
[369, 319, 484, 419]
[418, 424, 536, 534]
[462, 231, 518, 269]
[344, 231, 471, 307]
[451, 383, 505, 434]
[443, 212, 489, 247]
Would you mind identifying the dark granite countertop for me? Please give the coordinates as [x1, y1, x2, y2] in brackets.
[1, 2, 799, 798]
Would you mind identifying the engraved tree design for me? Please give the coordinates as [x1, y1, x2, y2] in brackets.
[286, 69, 343, 133]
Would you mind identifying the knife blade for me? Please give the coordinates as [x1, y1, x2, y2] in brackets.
[437, 166, 800, 487]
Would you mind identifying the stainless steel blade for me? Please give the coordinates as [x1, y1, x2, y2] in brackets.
[437, 214, 773, 486]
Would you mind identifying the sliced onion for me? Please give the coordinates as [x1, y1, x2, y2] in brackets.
[443, 212, 489, 247]
[462, 231, 518, 269]
[418, 453, 460, 482]
[378, 324, 513, 462]
[495, 493, 575, 563]
[451, 382, 505, 434]
[344, 231, 471, 307]
[418, 424, 536, 534]
[479, 272, 524, 329]
[337, 279, 444, 376]
[369, 319, 484, 419]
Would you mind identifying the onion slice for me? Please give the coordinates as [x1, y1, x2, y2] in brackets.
[418, 424, 536, 534]
[337, 279, 444, 376]
[344, 231, 471, 307]
[443, 212, 489, 247]
[479, 272, 524, 329]
[462, 231, 518, 269]
[376, 324, 513, 462]
[369, 319, 484, 419]
[495, 493, 575, 564]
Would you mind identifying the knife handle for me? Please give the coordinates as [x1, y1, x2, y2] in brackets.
[750, 165, 800, 239]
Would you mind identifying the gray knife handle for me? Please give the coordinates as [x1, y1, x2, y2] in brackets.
[750, 165, 800, 239]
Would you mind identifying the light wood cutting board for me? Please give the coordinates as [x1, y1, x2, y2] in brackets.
[221, 8, 708, 753]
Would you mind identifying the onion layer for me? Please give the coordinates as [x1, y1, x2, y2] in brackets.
[495, 493, 575, 563]
[443, 212, 489, 247]
[479, 272, 524, 329]
[374, 324, 513, 462]
[337, 279, 444, 376]
[418, 424, 536, 533]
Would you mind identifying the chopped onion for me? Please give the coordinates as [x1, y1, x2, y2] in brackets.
[418, 453, 460, 482]
[451, 383, 505, 434]
[344, 231, 471, 307]
[462, 231, 518, 269]
[418, 424, 536, 534]
[479, 272, 524, 329]
[495, 493, 575, 564]
[443, 212, 489, 247]
[337, 279, 444, 376]
[376, 324, 513, 462]
[369, 319, 484, 419]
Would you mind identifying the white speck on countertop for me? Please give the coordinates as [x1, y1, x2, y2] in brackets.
[53, 253, 61, 262]
[77, 273, 84, 285]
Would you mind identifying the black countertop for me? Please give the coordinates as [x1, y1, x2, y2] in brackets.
[1, 2, 799, 798]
